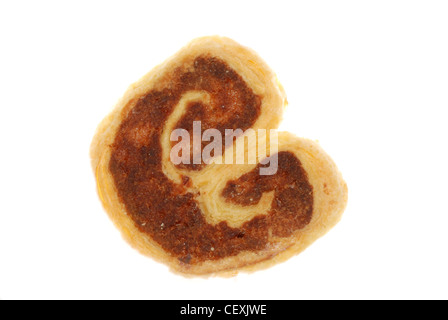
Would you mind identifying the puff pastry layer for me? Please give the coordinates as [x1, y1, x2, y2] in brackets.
[91, 36, 348, 276]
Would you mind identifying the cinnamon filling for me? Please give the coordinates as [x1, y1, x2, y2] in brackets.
[109, 56, 313, 264]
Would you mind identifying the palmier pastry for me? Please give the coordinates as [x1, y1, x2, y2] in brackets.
[91, 36, 348, 275]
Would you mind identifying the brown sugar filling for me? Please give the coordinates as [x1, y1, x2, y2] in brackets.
[109, 56, 314, 264]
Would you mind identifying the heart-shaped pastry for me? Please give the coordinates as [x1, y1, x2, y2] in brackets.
[91, 36, 348, 275]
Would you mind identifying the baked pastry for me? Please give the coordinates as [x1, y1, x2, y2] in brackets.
[91, 36, 348, 276]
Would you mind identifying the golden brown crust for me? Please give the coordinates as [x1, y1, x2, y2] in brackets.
[90, 36, 347, 276]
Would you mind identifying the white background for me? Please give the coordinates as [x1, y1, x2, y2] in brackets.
[0, 1, 447, 300]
